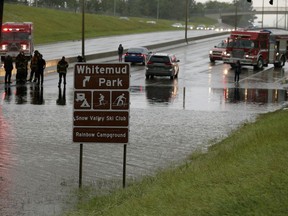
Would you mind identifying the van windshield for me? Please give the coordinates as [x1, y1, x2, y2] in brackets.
[227, 39, 254, 48]
[2, 32, 30, 40]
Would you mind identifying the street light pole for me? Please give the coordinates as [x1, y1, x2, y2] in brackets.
[234, 1, 238, 30]
[276, 0, 278, 28]
[261, 0, 264, 28]
[0, 1, 3, 40]
[81, 0, 85, 59]
[185, 0, 188, 44]
[157, 0, 159, 20]
[114, 0, 116, 16]
[284, 0, 287, 30]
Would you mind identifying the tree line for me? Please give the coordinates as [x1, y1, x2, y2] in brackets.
[6, 0, 255, 27]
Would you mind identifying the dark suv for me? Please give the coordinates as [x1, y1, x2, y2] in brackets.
[145, 53, 180, 79]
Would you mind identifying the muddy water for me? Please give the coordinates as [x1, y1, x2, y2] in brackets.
[1, 79, 287, 215]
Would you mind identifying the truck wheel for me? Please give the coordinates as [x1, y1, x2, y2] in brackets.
[254, 58, 263, 70]
[280, 56, 285, 67]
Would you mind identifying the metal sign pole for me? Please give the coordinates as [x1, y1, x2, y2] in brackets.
[123, 144, 127, 188]
[79, 143, 83, 188]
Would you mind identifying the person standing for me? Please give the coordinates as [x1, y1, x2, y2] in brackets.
[234, 60, 241, 83]
[57, 56, 69, 87]
[15, 51, 28, 84]
[4, 55, 13, 84]
[118, 44, 124, 62]
[77, 55, 85, 62]
[37, 54, 46, 86]
[28, 50, 40, 82]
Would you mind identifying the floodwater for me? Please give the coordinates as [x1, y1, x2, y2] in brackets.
[1, 36, 288, 215]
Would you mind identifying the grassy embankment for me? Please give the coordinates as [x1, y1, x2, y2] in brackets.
[65, 109, 288, 216]
[3, 4, 216, 45]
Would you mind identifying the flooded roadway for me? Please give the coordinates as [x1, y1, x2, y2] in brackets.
[0, 35, 288, 216]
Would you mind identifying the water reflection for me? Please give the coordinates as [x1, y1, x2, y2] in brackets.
[145, 78, 178, 104]
[56, 86, 66, 106]
[0, 106, 12, 214]
[223, 87, 288, 104]
[30, 85, 44, 105]
[4, 86, 12, 102]
[15, 85, 27, 104]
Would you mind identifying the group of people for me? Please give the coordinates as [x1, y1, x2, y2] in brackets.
[4, 50, 46, 86]
[3, 51, 70, 88]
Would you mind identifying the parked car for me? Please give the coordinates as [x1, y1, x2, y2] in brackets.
[145, 53, 180, 79]
[209, 41, 227, 62]
[124, 47, 151, 65]
[196, 24, 206, 30]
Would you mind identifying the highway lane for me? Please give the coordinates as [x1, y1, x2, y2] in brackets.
[0, 34, 288, 216]
[36, 30, 227, 61]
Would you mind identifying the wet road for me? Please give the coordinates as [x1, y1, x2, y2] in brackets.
[36, 30, 226, 61]
[1, 34, 288, 216]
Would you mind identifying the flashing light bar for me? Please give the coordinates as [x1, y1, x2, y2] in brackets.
[2, 27, 25, 32]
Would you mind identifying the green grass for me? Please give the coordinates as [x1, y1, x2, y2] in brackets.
[65, 109, 288, 216]
[3, 4, 217, 45]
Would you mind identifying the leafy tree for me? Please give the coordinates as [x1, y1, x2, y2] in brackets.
[11, 0, 254, 26]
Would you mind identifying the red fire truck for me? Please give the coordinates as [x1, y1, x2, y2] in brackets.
[222, 29, 288, 69]
[0, 22, 34, 61]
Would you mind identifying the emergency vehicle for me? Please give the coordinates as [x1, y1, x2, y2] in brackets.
[222, 29, 288, 69]
[0, 22, 34, 61]
[209, 40, 227, 62]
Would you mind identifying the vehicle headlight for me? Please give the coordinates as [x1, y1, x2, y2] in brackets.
[209, 50, 212, 54]
[21, 44, 27, 50]
[1, 44, 7, 50]
[223, 51, 230, 57]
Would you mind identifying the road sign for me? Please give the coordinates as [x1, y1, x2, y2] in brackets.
[73, 63, 130, 143]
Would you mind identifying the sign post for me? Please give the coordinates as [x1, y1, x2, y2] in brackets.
[73, 63, 130, 187]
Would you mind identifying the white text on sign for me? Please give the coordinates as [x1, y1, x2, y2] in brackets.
[76, 65, 128, 75]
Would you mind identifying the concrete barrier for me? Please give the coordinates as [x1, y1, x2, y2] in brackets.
[0, 31, 228, 78]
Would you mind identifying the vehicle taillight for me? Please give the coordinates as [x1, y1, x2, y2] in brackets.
[165, 62, 172, 66]
[147, 61, 153, 65]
